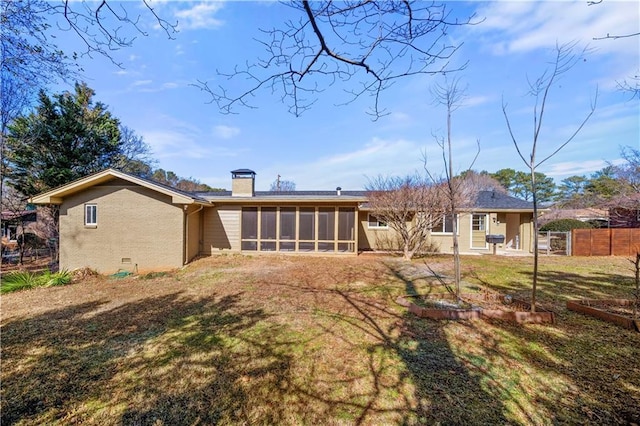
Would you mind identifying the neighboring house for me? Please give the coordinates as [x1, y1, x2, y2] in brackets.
[30, 169, 537, 273]
[539, 207, 609, 228]
[1, 210, 37, 242]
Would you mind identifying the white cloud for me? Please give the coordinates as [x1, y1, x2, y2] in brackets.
[141, 116, 241, 160]
[542, 159, 625, 179]
[214, 125, 240, 139]
[462, 95, 492, 109]
[132, 80, 153, 87]
[174, 2, 225, 31]
[264, 137, 447, 190]
[473, 1, 639, 56]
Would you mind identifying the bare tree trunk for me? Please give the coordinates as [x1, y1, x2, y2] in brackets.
[447, 99, 462, 302]
[530, 170, 539, 313]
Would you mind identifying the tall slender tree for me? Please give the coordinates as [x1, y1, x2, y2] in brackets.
[502, 42, 597, 312]
[430, 77, 480, 301]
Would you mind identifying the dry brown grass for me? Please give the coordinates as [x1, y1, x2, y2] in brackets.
[1, 254, 639, 425]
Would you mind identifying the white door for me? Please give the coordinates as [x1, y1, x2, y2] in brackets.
[471, 214, 488, 249]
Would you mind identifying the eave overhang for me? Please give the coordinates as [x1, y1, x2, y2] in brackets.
[29, 169, 211, 206]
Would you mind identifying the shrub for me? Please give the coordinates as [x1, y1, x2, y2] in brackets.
[41, 270, 72, 287]
[1, 271, 38, 294]
[1, 270, 71, 294]
[540, 219, 594, 232]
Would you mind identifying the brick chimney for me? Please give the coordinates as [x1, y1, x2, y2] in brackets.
[231, 169, 256, 197]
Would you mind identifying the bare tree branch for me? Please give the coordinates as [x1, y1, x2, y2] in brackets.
[197, 1, 481, 119]
[50, 0, 178, 67]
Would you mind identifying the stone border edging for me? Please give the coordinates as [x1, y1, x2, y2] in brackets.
[397, 295, 556, 324]
[567, 299, 639, 332]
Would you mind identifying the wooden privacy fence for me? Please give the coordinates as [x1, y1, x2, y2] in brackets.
[572, 228, 640, 256]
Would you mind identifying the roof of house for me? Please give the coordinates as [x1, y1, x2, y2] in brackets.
[1, 210, 37, 221]
[29, 169, 210, 205]
[197, 190, 368, 203]
[28, 169, 537, 212]
[472, 191, 536, 212]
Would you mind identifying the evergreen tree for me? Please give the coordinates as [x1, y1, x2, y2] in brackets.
[6, 82, 123, 196]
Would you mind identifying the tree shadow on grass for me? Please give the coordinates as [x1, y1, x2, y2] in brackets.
[12, 255, 632, 424]
[255, 259, 509, 424]
[381, 262, 509, 424]
[472, 314, 640, 424]
[445, 260, 639, 423]
[468, 267, 635, 307]
[1, 291, 275, 424]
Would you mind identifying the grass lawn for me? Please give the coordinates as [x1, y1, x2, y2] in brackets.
[2, 254, 639, 425]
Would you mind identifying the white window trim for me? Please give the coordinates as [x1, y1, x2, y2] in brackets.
[85, 204, 97, 226]
[431, 214, 459, 235]
[367, 213, 388, 229]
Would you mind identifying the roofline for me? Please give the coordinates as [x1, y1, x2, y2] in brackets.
[29, 169, 210, 206]
[205, 196, 368, 204]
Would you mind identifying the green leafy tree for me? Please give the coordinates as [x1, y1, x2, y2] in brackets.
[557, 175, 589, 201]
[585, 166, 623, 199]
[6, 82, 135, 196]
[490, 168, 517, 192]
[491, 169, 556, 202]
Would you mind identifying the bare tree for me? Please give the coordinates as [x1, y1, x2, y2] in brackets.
[365, 174, 447, 260]
[457, 170, 507, 194]
[270, 176, 296, 192]
[588, 1, 639, 99]
[197, 1, 480, 119]
[112, 125, 155, 175]
[1, 186, 32, 265]
[429, 77, 480, 300]
[502, 42, 597, 312]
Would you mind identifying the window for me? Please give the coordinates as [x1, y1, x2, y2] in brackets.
[279, 207, 296, 251]
[338, 208, 355, 240]
[432, 214, 457, 234]
[238, 206, 356, 253]
[318, 208, 335, 251]
[299, 207, 315, 251]
[260, 207, 277, 251]
[85, 204, 97, 226]
[368, 214, 388, 229]
[472, 214, 486, 231]
[241, 207, 258, 250]
[2, 224, 17, 241]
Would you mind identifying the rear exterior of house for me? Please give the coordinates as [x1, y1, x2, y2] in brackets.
[31, 169, 536, 273]
[31, 171, 207, 273]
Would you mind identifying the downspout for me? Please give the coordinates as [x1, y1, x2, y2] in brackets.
[184, 205, 205, 265]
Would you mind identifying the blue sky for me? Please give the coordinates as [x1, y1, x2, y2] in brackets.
[48, 1, 639, 191]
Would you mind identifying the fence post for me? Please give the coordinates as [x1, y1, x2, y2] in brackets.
[567, 231, 571, 256]
[547, 231, 551, 256]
